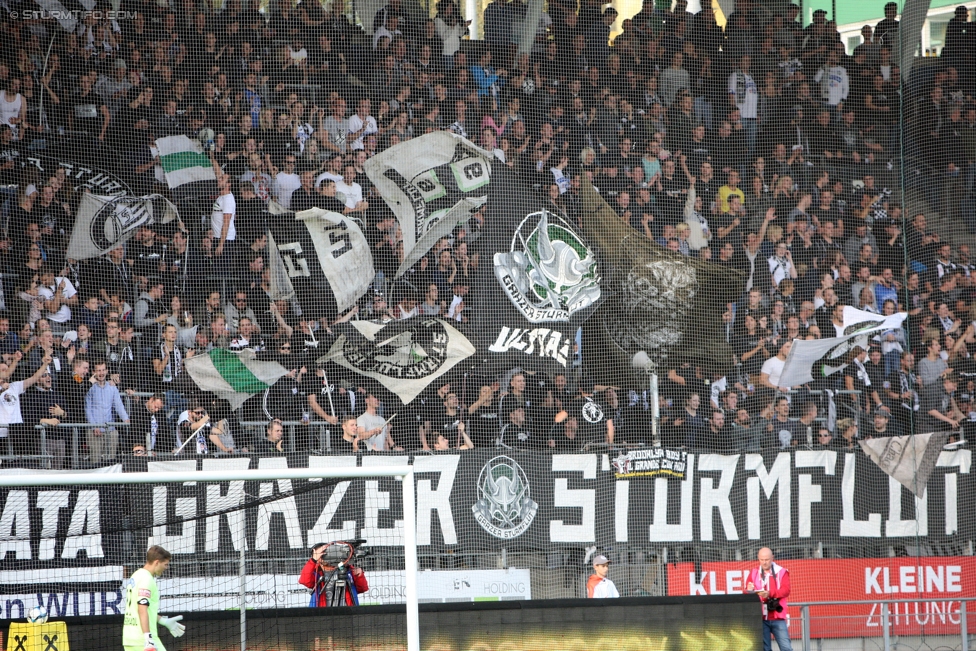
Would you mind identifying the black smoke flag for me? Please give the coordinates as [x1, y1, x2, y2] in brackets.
[577, 178, 744, 383]
[469, 164, 603, 373]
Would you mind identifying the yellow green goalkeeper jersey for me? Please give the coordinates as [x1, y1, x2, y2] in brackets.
[122, 568, 165, 651]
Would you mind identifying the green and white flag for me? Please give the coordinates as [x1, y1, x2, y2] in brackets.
[185, 348, 288, 410]
[155, 135, 217, 195]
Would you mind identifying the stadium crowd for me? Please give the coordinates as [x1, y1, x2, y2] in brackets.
[1, 0, 976, 466]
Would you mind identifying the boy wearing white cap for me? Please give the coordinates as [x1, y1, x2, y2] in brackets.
[586, 554, 619, 598]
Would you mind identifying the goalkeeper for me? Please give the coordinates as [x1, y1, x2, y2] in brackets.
[122, 545, 187, 651]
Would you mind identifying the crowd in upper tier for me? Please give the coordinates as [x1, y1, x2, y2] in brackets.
[1, 0, 976, 465]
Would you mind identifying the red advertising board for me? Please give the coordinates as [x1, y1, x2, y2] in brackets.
[667, 557, 976, 637]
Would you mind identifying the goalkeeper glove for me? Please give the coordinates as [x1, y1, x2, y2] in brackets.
[159, 614, 186, 638]
[144, 632, 157, 651]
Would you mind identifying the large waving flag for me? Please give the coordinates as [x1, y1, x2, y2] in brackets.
[185, 348, 288, 410]
[364, 132, 492, 276]
[34, 0, 95, 30]
[66, 193, 178, 260]
[468, 164, 603, 374]
[860, 433, 949, 498]
[577, 176, 744, 382]
[155, 135, 218, 198]
[265, 201, 374, 318]
[320, 317, 476, 404]
[779, 306, 908, 387]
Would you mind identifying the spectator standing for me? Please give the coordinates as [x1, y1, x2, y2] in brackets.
[210, 160, 238, 275]
[885, 352, 919, 434]
[585, 8, 617, 71]
[728, 55, 759, 158]
[85, 360, 130, 460]
[921, 373, 964, 435]
[37, 269, 78, 331]
[357, 392, 396, 451]
[133, 281, 169, 340]
[272, 154, 302, 210]
[28, 329, 65, 389]
[435, 1, 469, 70]
[21, 367, 67, 465]
[814, 47, 849, 114]
[131, 392, 167, 455]
[347, 99, 378, 151]
[918, 337, 949, 387]
[875, 2, 900, 50]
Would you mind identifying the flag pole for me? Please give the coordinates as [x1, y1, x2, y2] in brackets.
[38, 28, 60, 139]
[322, 367, 336, 419]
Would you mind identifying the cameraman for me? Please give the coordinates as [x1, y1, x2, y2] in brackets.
[746, 547, 792, 651]
[299, 542, 369, 607]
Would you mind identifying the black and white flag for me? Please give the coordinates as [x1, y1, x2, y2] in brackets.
[860, 432, 949, 498]
[364, 132, 492, 276]
[779, 307, 908, 386]
[34, 0, 96, 31]
[65, 194, 178, 260]
[266, 201, 373, 317]
[320, 317, 476, 404]
[470, 164, 603, 373]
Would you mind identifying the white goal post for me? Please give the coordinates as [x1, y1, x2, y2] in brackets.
[0, 466, 420, 651]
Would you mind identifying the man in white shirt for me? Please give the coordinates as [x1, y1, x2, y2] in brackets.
[314, 152, 344, 189]
[272, 154, 302, 209]
[356, 392, 397, 451]
[728, 54, 758, 158]
[586, 555, 619, 598]
[335, 165, 367, 211]
[210, 155, 237, 273]
[814, 48, 849, 113]
[2, 353, 52, 454]
[372, 15, 402, 49]
[347, 98, 378, 151]
[37, 269, 78, 329]
[760, 341, 793, 395]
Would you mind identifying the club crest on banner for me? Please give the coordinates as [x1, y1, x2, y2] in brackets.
[342, 319, 450, 380]
[494, 211, 601, 323]
[396, 145, 491, 238]
[322, 317, 476, 404]
[472, 456, 538, 539]
[89, 198, 153, 251]
[66, 193, 178, 261]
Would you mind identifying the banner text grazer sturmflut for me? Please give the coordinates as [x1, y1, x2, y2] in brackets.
[1, 448, 971, 575]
